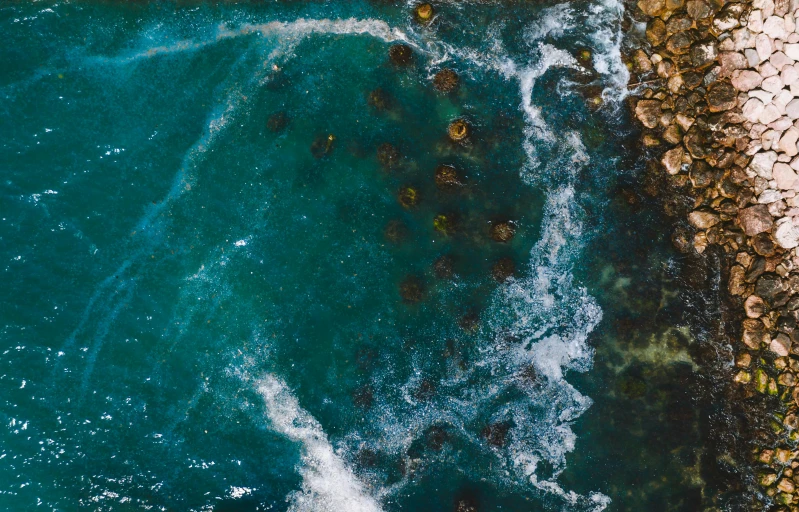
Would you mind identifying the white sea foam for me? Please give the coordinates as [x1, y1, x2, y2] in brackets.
[257, 375, 383, 512]
[516, 44, 579, 165]
[479, 179, 607, 508]
[98, 18, 409, 66]
[525, 4, 577, 42]
[587, 0, 629, 102]
[238, 18, 409, 45]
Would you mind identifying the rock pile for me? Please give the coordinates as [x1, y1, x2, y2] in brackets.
[630, 0, 799, 505]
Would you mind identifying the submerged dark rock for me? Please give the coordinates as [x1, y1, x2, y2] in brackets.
[459, 310, 480, 332]
[398, 186, 420, 208]
[435, 164, 465, 189]
[434, 255, 455, 279]
[384, 220, 409, 245]
[480, 421, 511, 448]
[352, 385, 374, 409]
[377, 142, 400, 169]
[310, 133, 336, 158]
[399, 275, 424, 303]
[389, 43, 413, 66]
[491, 257, 516, 282]
[425, 424, 448, 450]
[266, 111, 289, 133]
[453, 490, 480, 512]
[368, 88, 393, 111]
[434, 214, 457, 236]
[434, 69, 460, 93]
[490, 221, 516, 242]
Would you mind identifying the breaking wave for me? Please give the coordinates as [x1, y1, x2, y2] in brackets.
[257, 376, 383, 512]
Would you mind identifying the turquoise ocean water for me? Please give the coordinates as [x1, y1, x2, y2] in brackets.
[1, 1, 729, 511]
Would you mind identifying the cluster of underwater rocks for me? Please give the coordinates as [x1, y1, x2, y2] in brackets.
[275, 3, 521, 308]
[628, 0, 799, 505]
[290, 7, 514, 510]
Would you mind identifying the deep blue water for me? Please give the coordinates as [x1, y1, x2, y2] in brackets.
[0, 1, 717, 511]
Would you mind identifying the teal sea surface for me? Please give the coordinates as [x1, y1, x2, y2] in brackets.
[0, 1, 733, 511]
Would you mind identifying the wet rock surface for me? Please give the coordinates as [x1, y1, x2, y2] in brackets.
[628, 0, 799, 506]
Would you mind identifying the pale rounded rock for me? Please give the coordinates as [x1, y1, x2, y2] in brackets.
[764, 15, 789, 39]
[786, 98, 799, 118]
[778, 128, 799, 156]
[688, 210, 721, 229]
[771, 50, 795, 70]
[744, 97, 766, 122]
[762, 75, 785, 94]
[750, 88, 775, 103]
[746, 48, 763, 67]
[734, 27, 757, 51]
[768, 199, 787, 216]
[739, 204, 774, 234]
[761, 103, 783, 123]
[760, 188, 784, 202]
[785, 13, 796, 33]
[661, 146, 684, 175]
[750, 9, 765, 32]
[759, 0, 775, 18]
[720, 51, 749, 76]
[760, 61, 780, 77]
[733, 70, 765, 91]
[786, 43, 799, 60]
[748, 140, 765, 154]
[751, 150, 779, 178]
[782, 64, 799, 85]
[775, 161, 799, 187]
[777, 88, 794, 105]
[757, 32, 775, 60]
[771, 118, 794, 131]
[762, 128, 782, 149]
[752, 123, 769, 138]
[745, 295, 767, 318]
[775, 216, 799, 247]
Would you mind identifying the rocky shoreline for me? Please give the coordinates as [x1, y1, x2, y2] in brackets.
[627, 0, 799, 507]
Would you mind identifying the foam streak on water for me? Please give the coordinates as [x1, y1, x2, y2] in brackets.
[473, 0, 627, 505]
[257, 376, 383, 512]
[58, 18, 413, 396]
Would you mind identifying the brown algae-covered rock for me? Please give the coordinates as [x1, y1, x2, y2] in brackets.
[448, 119, 470, 141]
[398, 186, 420, 208]
[491, 257, 516, 282]
[434, 214, 457, 236]
[389, 44, 413, 66]
[434, 69, 460, 93]
[414, 3, 434, 23]
[490, 221, 516, 242]
[435, 164, 465, 189]
[399, 276, 424, 303]
[377, 142, 400, 169]
[434, 254, 455, 279]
